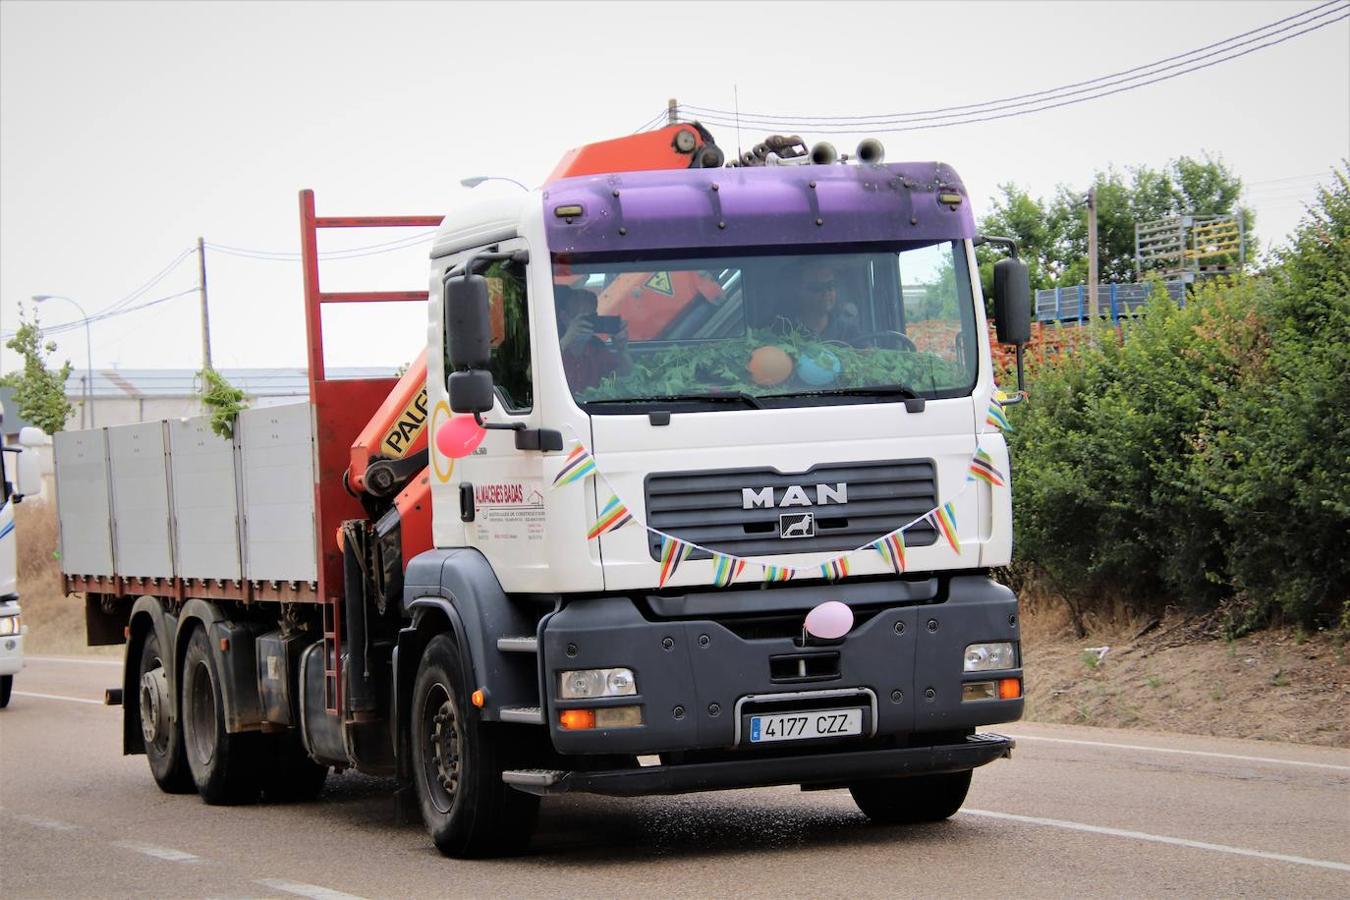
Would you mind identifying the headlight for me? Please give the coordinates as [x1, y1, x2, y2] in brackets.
[0, 615, 20, 637]
[964, 642, 1016, 672]
[559, 667, 637, 700]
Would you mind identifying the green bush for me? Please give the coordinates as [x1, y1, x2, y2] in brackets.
[1009, 167, 1349, 632]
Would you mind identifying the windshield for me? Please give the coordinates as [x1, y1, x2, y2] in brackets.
[551, 242, 979, 410]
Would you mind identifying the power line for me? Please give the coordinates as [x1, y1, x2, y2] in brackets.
[5, 286, 201, 340]
[683, 1, 1346, 128]
[679, 8, 1348, 136]
[205, 229, 437, 262]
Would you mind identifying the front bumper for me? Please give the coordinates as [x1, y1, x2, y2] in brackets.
[505, 732, 1014, 796]
[0, 631, 24, 676]
[541, 574, 1022, 755]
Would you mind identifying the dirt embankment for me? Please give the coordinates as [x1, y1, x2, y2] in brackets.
[1019, 593, 1350, 747]
[15, 501, 1349, 744]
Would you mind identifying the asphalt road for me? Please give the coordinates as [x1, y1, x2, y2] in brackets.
[2, 656, 1347, 899]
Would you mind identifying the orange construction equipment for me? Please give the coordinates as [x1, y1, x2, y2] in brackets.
[546, 123, 723, 182]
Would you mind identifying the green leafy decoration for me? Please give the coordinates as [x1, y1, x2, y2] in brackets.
[199, 367, 247, 439]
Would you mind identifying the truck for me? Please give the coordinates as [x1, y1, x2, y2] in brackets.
[2, 416, 44, 708]
[54, 124, 1034, 857]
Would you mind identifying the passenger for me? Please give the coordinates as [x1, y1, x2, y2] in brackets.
[556, 284, 632, 391]
[784, 259, 862, 343]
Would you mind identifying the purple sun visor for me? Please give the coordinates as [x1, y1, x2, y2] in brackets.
[542, 162, 975, 256]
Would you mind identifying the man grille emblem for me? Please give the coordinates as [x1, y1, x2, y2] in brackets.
[779, 512, 815, 540]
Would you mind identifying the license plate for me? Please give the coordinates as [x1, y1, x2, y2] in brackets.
[748, 707, 863, 744]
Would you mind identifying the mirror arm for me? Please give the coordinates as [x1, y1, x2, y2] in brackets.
[975, 234, 1020, 258]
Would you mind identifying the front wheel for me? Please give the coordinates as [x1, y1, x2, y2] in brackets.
[0, 674, 11, 708]
[411, 633, 538, 858]
[849, 769, 972, 824]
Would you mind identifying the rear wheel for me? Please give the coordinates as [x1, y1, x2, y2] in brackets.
[181, 627, 262, 804]
[0, 674, 11, 708]
[137, 632, 193, 792]
[849, 770, 972, 824]
[411, 633, 538, 858]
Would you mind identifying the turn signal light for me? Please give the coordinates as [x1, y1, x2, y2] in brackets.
[998, 677, 1022, 700]
[559, 709, 597, 730]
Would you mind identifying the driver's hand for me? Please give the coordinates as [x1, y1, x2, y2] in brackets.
[561, 315, 594, 350]
[610, 321, 630, 349]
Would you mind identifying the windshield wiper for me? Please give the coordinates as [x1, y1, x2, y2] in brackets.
[760, 384, 923, 401]
[583, 391, 764, 409]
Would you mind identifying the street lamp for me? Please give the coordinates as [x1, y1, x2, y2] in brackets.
[460, 176, 529, 191]
[32, 294, 94, 428]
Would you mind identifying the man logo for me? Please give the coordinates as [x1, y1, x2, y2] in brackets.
[742, 483, 847, 510]
[779, 512, 815, 540]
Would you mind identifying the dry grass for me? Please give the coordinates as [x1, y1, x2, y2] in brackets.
[15, 500, 118, 656]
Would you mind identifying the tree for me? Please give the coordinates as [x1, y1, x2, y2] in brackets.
[976, 154, 1252, 299]
[3, 304, 73, 434]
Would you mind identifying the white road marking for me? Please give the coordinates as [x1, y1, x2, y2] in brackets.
[24, 655, 122, 667]
[13, 690, 104, 706]
[10, 813, 80, 831]
[114, 842, 202, 863]
[962, 809, 1350, 872]
[1011, 733, 1350, 773]
[254, 878, 368, 900]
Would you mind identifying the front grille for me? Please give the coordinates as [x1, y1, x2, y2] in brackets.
[645, 459, 938, 560]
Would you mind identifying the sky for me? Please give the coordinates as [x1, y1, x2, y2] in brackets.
[1, 0, 1346, 373]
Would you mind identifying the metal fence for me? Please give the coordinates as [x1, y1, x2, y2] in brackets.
[1034, 281, 1186, 324]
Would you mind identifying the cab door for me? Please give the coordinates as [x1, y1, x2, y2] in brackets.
[429, 238, 553, 592]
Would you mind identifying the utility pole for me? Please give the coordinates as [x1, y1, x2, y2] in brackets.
[1086, 187, 1099, 326]
[197, 236, 213, 371]
[667, 98, 678, 125]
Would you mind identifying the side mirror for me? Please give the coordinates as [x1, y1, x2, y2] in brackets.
[14, 448, 42, 499]
[992, 257, 1031, 346]
[445, 273, 492, 370]
[448, 370, 494, 415]
[18, 426, 47, 448]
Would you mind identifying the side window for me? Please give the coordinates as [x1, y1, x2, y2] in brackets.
[484, 260, 533, 413]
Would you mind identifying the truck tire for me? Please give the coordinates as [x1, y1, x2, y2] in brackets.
[0, 674, 11, 708]
[181, 627, 262, 804]
[848, 770, 972, 825]
[411, 633, 538, 858]
[137, 632, 193, 793]
[260, 733, 329, 803]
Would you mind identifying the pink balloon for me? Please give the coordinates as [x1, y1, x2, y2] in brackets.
[804, 600, 854, 640]
[435, 415, 486, 459]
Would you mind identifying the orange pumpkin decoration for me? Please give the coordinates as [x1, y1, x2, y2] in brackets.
[747, 346, 794, 386]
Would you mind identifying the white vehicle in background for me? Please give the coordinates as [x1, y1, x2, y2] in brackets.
[1, 418, 45, 708]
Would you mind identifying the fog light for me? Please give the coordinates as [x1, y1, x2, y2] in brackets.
[594, 705, 643, 728]
[964, 642, 1016, 672]
[559, 708, 597, 730]
[559, 667, 637, 700]
[962, 681, 997, 702]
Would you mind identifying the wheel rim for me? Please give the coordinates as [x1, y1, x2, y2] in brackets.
[138, 665, 170, 749]
[420, 681, 461, 815]
[185, 659, 217, 768]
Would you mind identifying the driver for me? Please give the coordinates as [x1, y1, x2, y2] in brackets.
[556, 284, 632, 391]
[786, 260, 862, 343]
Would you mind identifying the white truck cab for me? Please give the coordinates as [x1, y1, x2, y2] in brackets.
[1, 421, 45, 707]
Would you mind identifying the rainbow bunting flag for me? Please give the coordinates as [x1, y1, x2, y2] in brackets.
[657, 535, 693, 588]
[552, 444, 596, 487]
[871, 530, 907, 574]
[986, 397, 1013, 432]
[711, 553, 746, 588]
[762, 565, 795, 583]
[820, 557, 850, 581]
[586, 495, 633, 540]
[928, 501, 961, 554]
[967, 447, 1005, 487]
